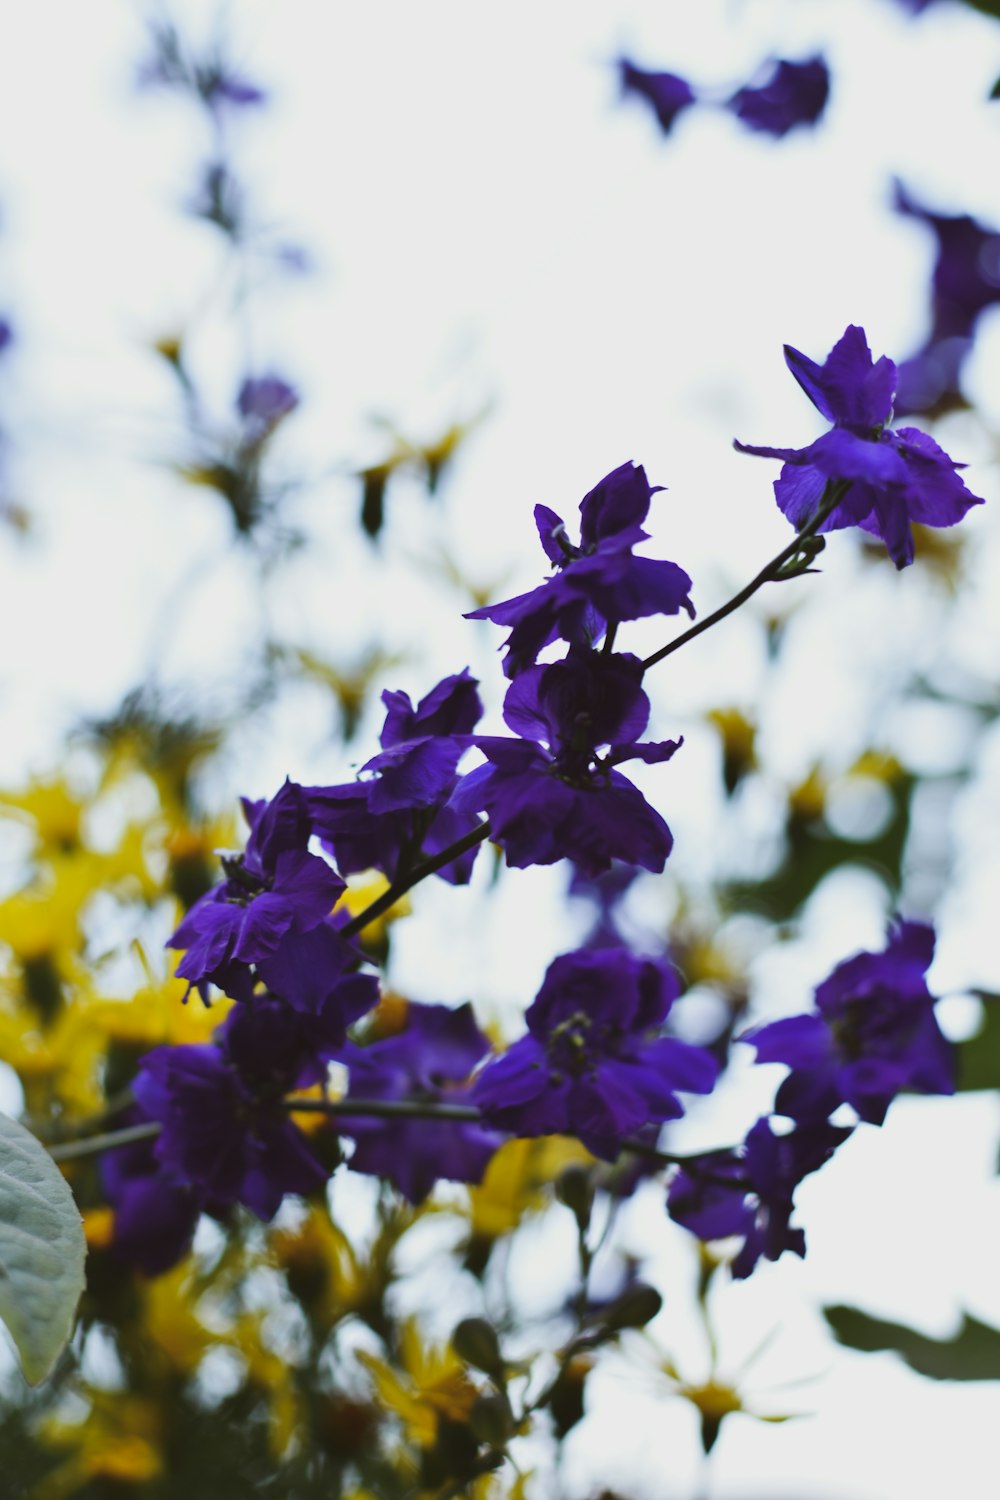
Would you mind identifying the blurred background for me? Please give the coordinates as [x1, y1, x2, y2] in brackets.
[1, 1, 1000, 1496]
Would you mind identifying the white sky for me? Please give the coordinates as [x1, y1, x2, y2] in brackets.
[2, 2, 1000, 1497]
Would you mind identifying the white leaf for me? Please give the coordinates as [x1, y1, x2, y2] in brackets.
[0, 1113, 86, 1384]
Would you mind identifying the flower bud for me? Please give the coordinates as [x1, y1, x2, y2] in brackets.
[469, 1392, 514, 1447]
[452, 1317, 504, 1378]
[555, 1163, 594, 1232]
[599, 1281, 662, 1333]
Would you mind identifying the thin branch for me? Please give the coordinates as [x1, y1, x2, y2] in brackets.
[48, 1121, 161, 1162]
[339, 819, 491, 939]
[641, 483, 846, 672]
[284, 1095, 483, 1122]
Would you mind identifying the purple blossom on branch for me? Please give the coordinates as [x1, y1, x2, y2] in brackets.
[667, 1116, 851, 1278]
[134, 1027, 327, 1222]
[466, 462, 694, 678]
[452, 650, 682, 874]
[100, 1116, 207, 1275]
[168, 779, 344, 1001]
[473, 948, 719, 1159]
[306, 671, 484, 885]
[735, 325, 984, 567]
[336, 1001, 500, 1202]
[743, 919, 954, 1126]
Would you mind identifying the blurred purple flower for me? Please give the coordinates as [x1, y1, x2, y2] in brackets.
[668, 1116, 851, 1278]
[727, 55, 829, 138]
[101, 1115, 205, 1275]
[618, 57, 697, 135]
[743, 919, 954, 1125]
[337, 1001, 500, 1202]
[135, 999, 329, 1221]
[237, 374, 300, 436]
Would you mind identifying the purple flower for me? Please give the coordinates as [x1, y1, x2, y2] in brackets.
[336, 1002, 500, 1202]
[467, 462, 694, 677]
[735, 325, 984, 567]
[473, 948, 719, 1160]
[453, 650, 682, 875]
[361, 669, 482, 814]
[237, 375, 300, 436]
[305, 671, 485, 885]
[198, 68, 268, 111]
[618, 57, 697, 135]
[134, 1002, 329, 1221]
[892, 182, 1000, 416]
[667, 1116, 851, 1278]
[256, 920, 380, 1044]
[727, 55, 829, 138]
[101, 1117, 205, 1275]
[743, 919, 954, 1126]
[136, 26, 267, 112]
[895, 182, 1000, 340]
[894, 338, 972, 420]
[168, 779, 344, 1001]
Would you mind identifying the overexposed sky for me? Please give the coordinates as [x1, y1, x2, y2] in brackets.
[2, 3, 1000, 1497]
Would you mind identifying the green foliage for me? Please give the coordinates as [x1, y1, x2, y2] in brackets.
[0, 1113, 86, 1385]
[957, 992, 1000, 1091]
[725, 767, 916, 922]
[824, 1305, 1000, 1381]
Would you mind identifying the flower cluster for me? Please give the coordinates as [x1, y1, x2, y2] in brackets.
[99, 333, 974, 1284]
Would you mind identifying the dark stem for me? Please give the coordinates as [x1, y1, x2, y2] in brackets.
[641, 482, 846, 672]
[48, 1120, 161, 1162]
[284, 1096, 483, 1122]
[339, 819, 491, 939]
[42, 1098, 744, 1186]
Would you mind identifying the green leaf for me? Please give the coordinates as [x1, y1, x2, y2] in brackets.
[724, 770, 915, 923]
[825, 1305, 1000, 1381]
[0, 1113, 85, 1384]
[957, 991, 1000, 1091]
[962, 0, 1000, 20]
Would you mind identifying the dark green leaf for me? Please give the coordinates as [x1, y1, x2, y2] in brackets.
[825, 1305, 1000, 1381]
[957, 991, 1000, 1091]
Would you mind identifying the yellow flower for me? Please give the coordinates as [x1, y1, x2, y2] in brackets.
[466, 1137, 592, 1242]
[0, 778, 84, 855]
[270, 1205, 367, 1327]
[86, 972, 229, 1050]
[142, 1263, 212, 1376]
[0, 997, 106, 1115]
[357, 1319, 478, 1448]
[35, 1392, 164, 1499]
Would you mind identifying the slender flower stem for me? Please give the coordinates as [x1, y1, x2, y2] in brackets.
[43, 1093, 744, 1177]
[339, 819, 492, 939]
[48, 1121, 161, 1162]
[284, 1096, 483, 1122]
[27, 1087, 136, 1143]
[641, 484, 846, 672]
